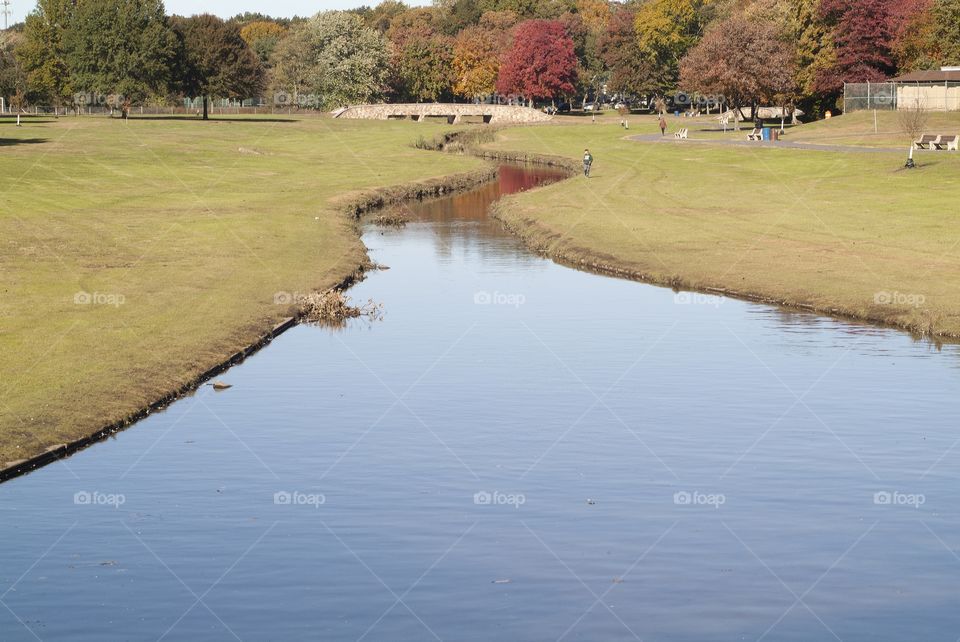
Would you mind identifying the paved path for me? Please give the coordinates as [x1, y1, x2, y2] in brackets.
[629, 133, 907, 154]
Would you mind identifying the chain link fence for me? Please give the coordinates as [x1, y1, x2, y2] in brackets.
[843, 82, 897, 111]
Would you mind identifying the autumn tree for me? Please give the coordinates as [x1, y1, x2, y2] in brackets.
[271, 11, 390, 109]
[814, 0, 897, 95]
[599, 7, 655, 98]
[680, 14, 796, 128]
[240, 21, 287, 66]
[496, 19, 577, 105]
[928, 0, 960, 65]
[172, 14, 263, 119]
[479, 9, 520, 30]
[452, 25, 503, 99]
[364, 0, 409, 33]
[791, 0, 835, 114]
[634, 0, 715, 95]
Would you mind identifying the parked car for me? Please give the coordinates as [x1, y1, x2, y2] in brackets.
[584, 103, 600, 112]
[614, 101, 629, 110]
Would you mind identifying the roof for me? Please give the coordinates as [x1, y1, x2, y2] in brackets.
[892, 70, 960, 83]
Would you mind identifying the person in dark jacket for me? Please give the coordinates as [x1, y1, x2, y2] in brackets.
[583, 149, 593, 177]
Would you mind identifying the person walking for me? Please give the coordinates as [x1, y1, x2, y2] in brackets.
[583, 149, 593, 178]
[659, 115, 667, 136]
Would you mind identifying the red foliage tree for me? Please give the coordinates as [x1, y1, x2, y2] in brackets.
[815, 0, 898, 93]
[496, 19, 577, 104]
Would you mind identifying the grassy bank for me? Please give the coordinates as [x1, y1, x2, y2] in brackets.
[484, 114, 960, 337]
[0, 115, 483, 466]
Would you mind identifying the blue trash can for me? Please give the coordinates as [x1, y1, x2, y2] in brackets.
[762, 127, 771, 141]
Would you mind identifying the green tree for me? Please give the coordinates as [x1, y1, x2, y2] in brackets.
[0, 32, 27, 101]
[271, 11, 390, 110]
[17, 0, 75, 106]
[395, 35, 454, 101]
[64, 0, 178, 104]
[172, 14, 263, 119]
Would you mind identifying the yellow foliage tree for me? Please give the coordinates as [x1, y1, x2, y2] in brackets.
[452, 26, 502, 99]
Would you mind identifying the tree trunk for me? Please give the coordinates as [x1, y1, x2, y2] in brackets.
[202, 96, 209, 120]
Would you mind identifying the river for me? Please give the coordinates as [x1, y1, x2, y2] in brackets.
[2, 164, 959, 641]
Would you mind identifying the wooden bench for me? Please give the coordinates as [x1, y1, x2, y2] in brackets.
[933, 135, 959, 151]
[747, 128, 763, 141]
[914, 134, 939, 149]
[674, 128, 688, 139]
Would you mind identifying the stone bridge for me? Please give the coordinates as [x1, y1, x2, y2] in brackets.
[332, 103, 553, 125]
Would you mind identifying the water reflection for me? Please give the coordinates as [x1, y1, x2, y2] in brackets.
[2, 164, 960, 642]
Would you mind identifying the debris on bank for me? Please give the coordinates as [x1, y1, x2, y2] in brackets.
[372, 208, 410, 227]
[298, 289, 383, 327]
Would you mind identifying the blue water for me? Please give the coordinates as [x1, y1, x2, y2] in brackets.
[2, 166, 959, 641]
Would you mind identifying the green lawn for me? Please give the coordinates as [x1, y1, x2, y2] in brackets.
[0, 114, 483, 466]
[485, 114, 960, 337]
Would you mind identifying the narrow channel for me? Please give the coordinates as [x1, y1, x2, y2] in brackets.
[2, 164, 959, 641]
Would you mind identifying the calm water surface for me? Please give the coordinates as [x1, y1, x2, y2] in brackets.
[3, 165, 960, 641]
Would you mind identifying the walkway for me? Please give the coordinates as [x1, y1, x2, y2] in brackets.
[629, 133, 907, 154]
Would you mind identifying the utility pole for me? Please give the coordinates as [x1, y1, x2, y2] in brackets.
[1, 1, 10, 30]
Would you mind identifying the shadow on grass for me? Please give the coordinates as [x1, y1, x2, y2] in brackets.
[0, 137, 48, 146]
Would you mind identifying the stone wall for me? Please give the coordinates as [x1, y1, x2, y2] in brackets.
[332, 103, 553, 124]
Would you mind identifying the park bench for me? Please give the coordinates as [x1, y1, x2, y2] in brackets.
[674, 128, 689, 139]
[933, 135, 959, 151]
[747, 128, 763, 141]
[913, 134, 939, 149]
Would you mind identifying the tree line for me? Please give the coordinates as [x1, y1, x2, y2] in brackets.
[1, 0, 958, 118]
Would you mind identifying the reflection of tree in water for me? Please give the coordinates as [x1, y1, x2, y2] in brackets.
[410, 164, 567, 264]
